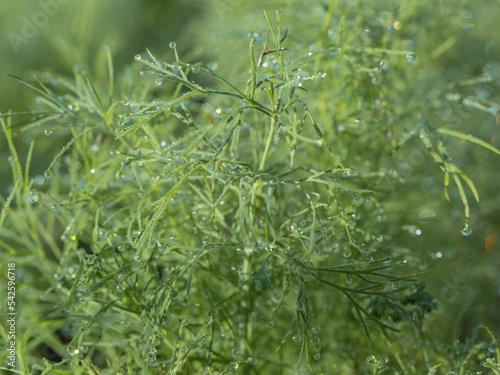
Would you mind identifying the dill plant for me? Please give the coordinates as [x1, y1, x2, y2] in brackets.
[1, 2, 499, 375]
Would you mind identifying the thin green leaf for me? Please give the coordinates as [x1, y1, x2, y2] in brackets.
[438, 128, 500, 155]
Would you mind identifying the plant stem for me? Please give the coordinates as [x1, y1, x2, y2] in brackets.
[259, 117, 277, 174]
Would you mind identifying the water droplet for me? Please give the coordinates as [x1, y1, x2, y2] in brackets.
[314, 352, 321, 360]
[276, 9, 282, 16]
[252, 32, 262, 41]
[431, 251, 443, 260]
[44, 170, 53, 179]
[146, 350, 157, 366]
[311, 324, 321, 334]
[366, 355, 377, 366]
[344, 168, 358, 177]
[406, 53, 417, 63]
[169, 288, 179, 298]
[132, 230, 141, 237]
[317, 70, 326, 79]
[66, 345, 79, 356]
[266, 319, 274, 328]
[51, 205, 58, 212]
[110, 150, 119, 157]
[202, 103, 212, 113]
[461, 225, 472, 236]
[138, 190, 147, 199]
[227, 362, 239, 371]
[134, 54, 142, 61]
[29, 192, 40, 204]
[374, 235, 383, 242]
[329, 47, 341, 56]
[82, 71, 88, 76]
[409, 226, 422, 236]
[134, 253, 143, 263]
[345, 274, 353, 284]
[104, 44, 112, 52]
[116, 171, 125, 179]
[140, 71, 147, 78]
[458, 10, 474, 29]
[44, 129, 53, 136]
[295, 300, 304, 311]
[311, 336, 320, 346]
[392, 282, 400, 290]
[169, 41, 176, 49]
[343, 248, 352, 258]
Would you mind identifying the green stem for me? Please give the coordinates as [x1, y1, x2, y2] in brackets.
[259, 117, 277, 174]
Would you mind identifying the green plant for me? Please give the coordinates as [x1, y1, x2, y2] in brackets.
[1, 1, 499, 374]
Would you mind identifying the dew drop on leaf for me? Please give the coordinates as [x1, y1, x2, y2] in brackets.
[461, 225, 472, 236]
[29, 192, 40, 204]
[169, 288, 179, 298]
[458, 10, 474, 29]
[227, 362, 239, 371]
[146, 350, 156, 366]
[366, 355, 376, 366]
[406, 53, 417, 63]
[311, 336, 320, 346]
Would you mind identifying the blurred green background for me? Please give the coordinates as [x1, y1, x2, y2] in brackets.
[1, 0, 499, 358]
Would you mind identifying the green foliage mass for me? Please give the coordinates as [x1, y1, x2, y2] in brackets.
[1, 1, 499, 374]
